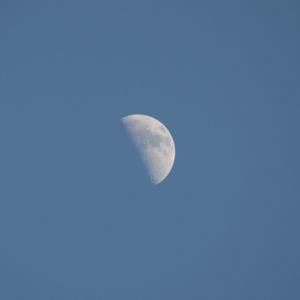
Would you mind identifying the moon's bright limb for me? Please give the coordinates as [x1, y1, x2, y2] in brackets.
[121, 114, 176, 185]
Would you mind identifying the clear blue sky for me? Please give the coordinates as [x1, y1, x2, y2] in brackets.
[1, 1, 299, 299]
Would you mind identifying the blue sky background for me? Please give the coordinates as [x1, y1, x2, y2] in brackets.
[0, 1, 299, 299]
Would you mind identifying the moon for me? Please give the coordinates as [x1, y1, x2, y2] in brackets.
[121, 114, 176, 185]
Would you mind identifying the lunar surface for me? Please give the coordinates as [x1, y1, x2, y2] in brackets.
[121, 114, 176, 185]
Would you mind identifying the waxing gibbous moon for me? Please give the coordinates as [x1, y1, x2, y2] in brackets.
[121, 114, 176, 185]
